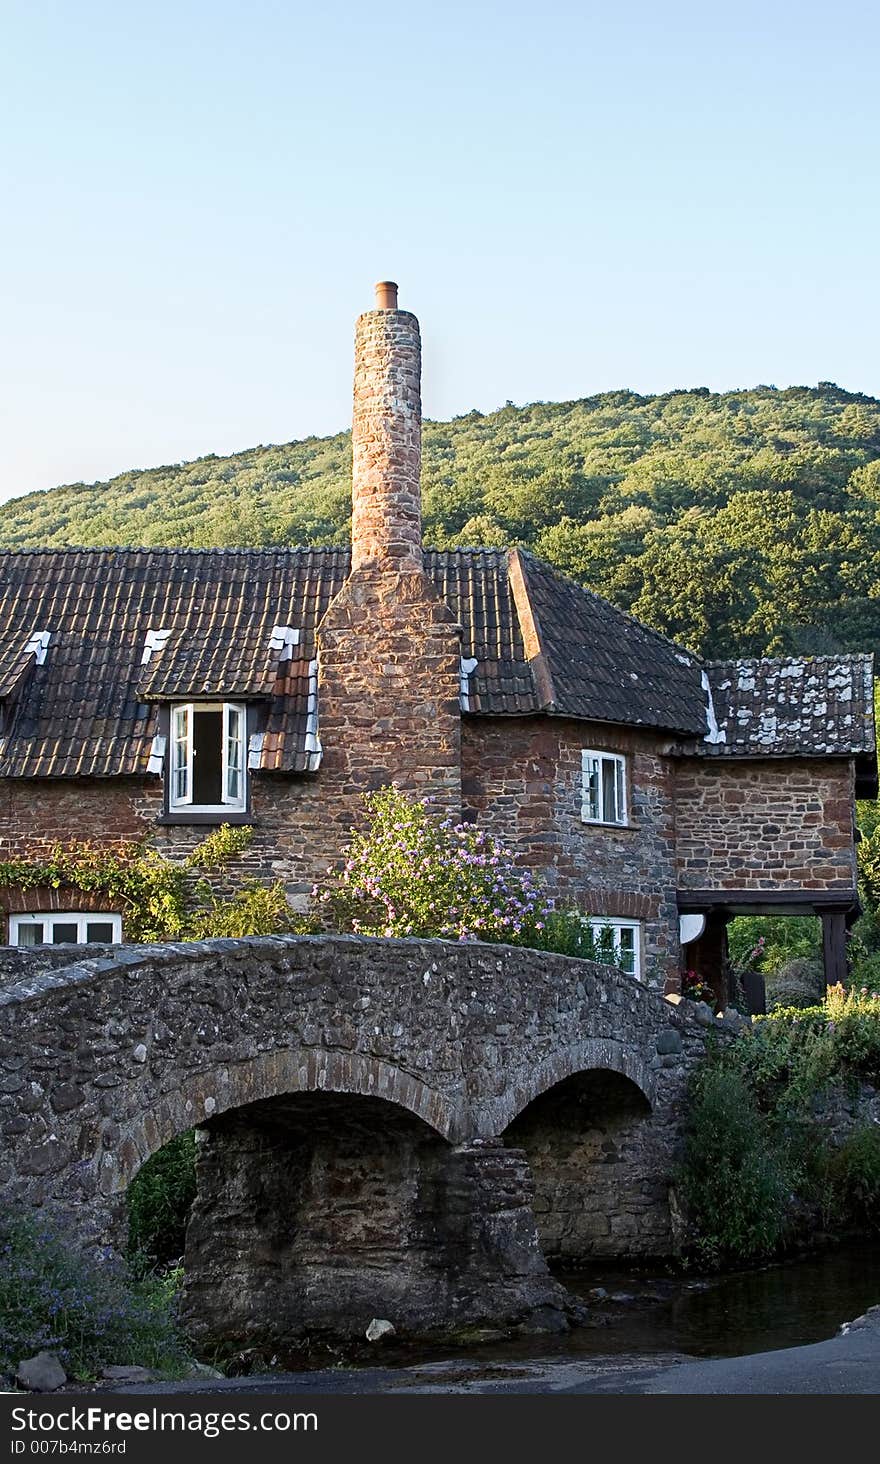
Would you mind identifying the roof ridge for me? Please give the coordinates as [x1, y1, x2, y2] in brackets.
[705, 652, 875, 669]
[0, 544, 352, 558]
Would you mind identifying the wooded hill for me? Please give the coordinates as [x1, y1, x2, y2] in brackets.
[3, 382, 880, 661]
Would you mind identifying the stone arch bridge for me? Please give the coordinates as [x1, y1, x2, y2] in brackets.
[0, 935, 714, 1342]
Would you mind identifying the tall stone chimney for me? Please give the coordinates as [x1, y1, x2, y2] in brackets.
[351, 281, 422, 572]
[315, 282, 463, 828]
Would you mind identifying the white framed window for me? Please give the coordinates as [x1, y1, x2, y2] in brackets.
[581, 749, 627, 825]
[169, 702, 247, 812]
[587, 917, 642, 981]
[10, 912, 123, 947]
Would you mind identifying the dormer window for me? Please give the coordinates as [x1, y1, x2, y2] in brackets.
[169, 702, 246, 812]
[581, 749, 627, 826]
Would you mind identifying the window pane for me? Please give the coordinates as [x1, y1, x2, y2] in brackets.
[16, 922, 43, 946]
[615, 758, 626, 823]
[86, 921, 115, 943]
[601, 758, 618, 822]
[592, 923, 617, 964]
[618, 927, 636, 974]
[582, 755, 599, 819]
[51, 922, 79, 944]
[225, 705, 243, 803]
[172, 705, 191, 803]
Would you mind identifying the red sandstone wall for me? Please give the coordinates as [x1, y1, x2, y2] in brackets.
[674, 757, 857, 892]
[317, 566, 462, 822]
[461, 716, 681, 990]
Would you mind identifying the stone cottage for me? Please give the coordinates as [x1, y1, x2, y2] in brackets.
[0, 283, 874, 999]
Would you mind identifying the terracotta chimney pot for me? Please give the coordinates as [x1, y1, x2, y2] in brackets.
[374, 280, 399, 310]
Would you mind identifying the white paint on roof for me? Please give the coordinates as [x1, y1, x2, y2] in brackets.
[303, 658, 323, 767]
[460, 656, 478, 711]
[25, 630, 51, 666]
[141, 628, 172, 665]
[269, 625, 301, 662]
[146, 734, 166, 774]
[701, 670, 727, 745]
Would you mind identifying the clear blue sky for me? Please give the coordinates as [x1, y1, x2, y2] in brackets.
[1, 0, 878, 500]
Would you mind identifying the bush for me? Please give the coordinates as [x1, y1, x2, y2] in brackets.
[765, 957, 824, 1012]
[315, 786, 555, 946]
[830, 1126, 880, 1230]
[127, 1132, 197, 1272]
[0, 1211, 189, 1379]
[188, 880, 296, 939]
[677, 1060, 793, 1265]
[314, 787, 631, 968]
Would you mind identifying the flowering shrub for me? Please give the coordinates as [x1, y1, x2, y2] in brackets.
[315, 787, 554, 945]
[0, 1210, 190, 1378]
[313, 786, 623, 967]
[682, 970, 714, 1003]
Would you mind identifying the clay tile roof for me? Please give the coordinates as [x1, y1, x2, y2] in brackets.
[0, 631, 42, 700]
[511, 550, 708, 734]
[0, 546, 873, 778]
[702, 654, 876, 758]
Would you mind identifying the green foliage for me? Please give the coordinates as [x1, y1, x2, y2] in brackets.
[4, 385, 880, 660]
[187, 880, 296, 938]
[682, 988, 880, 1259]
[315, 786, 555, 946]
[314, 786, 622, 964]
[0, 843, 189, 942]
[828, 1126, 880, 1229]
[185, 823, 254, 870]
[677, 1058, 793, 1265]
[734, 985, 880, 1112]
[0, 826, 294, 943]
[0, 1210, 189, 1378]
[127, 1132, 197, 1273]
[728, 915, 821, 976]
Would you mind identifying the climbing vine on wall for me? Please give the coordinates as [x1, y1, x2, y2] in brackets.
[0, 829, 296, 943]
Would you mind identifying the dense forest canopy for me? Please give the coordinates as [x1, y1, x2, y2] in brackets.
[2, 382, 880, 663]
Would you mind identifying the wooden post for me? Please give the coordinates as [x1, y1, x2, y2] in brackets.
[820, 909, 848, 990]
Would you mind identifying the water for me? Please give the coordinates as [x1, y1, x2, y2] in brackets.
[264, 1245, 880, 1380]
[553, 1245, 880, 1360]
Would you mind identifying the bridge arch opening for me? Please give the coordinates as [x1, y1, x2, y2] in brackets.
[503, 1067, 674, 1263]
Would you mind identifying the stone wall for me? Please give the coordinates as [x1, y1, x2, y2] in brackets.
[316, 566, 463, 822]
[462, 716, 681, 990]
[183, 1095, 564, 1344]
[674, 757, 857, 892]
[351, 306, 423, 572]
[505, 1069, 678, 1259]
[0, 777, 347, 926]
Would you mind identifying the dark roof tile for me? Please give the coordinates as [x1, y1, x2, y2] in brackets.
[0, 547, 872, 778]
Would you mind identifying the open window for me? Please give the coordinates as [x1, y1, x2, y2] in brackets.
[10, 912, 123, 946]
[169, 702, 247, 813]
[581, 749, 627, 826]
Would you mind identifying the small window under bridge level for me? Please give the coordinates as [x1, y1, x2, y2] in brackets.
[11, 912, 123, 946]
